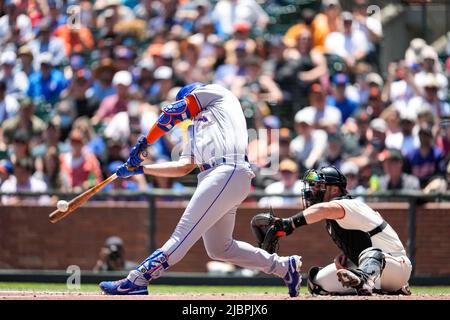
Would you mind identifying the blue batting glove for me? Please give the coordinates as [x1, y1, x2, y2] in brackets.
[116, 163, 144, 178]
[127, 135, 149, 167]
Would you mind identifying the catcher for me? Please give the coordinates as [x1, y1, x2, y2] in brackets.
[252, 166, 412, 296]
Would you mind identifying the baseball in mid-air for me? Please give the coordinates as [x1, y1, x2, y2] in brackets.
[57, 200, 69, 212]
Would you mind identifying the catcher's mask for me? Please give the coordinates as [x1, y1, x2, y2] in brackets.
[301, 166, 347, 208]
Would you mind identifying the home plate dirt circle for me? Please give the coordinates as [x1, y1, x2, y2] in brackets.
[1, 291, 450, 300]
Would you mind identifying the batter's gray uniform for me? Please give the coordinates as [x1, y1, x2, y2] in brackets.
[160, 84, 292, 277]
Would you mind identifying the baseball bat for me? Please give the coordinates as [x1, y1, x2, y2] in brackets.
[49, 173, 118, 223]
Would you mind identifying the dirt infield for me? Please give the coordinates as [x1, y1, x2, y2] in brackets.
[1, 291, 450, 300]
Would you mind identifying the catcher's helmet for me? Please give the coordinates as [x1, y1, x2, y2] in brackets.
[302, 166, 347, 207]
[176, 82, 206, 100]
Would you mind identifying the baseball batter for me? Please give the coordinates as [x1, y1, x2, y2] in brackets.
[100, 83, 302, 297]
[252, 166, 412, 295]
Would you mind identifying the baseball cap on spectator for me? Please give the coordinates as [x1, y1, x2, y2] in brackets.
[421, 46, 438, 61]
[137, 58, 154, 72]
[103, 8, 115, 19]
[17, 45, 33, 58]
[1, 51, 16, 65]
[422, 73, 440, 89]
[323, 0, 340, 8]
[400, 109, 417, 123]
[153, 66, 173, 80]
[409, 38, 426, 52]
[340, 161, 359, 176]
[263, 115, 281, 129]
[279, 158, 298, 173]
[418, 123, 433, 137]
[294, 108, 315, 126]
[366, 73, 384, 87]
[378, 148, 403, 162]
[332, 73, 348, 86]
[38, 52, 53, 66]
[342, 11, 353, 22]
[370, 118, 387, 133]
[14, 157, 34, 172]
[234, 21, 251, 33]
[112, 70, 132, 86]
[115, 46, 133, 60]
[70, 54, 85, 70]
[105, 235, 123, 249]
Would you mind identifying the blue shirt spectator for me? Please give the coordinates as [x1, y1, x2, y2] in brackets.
[27, 53, 67, 104]
[327, 73, 359, 122]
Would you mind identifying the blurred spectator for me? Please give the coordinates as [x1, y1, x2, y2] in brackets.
[27, 52, 68, 105]
[47, 0, 67, 32]
[34, 146, 68, 192]
[53, 17, 94, 56]
[308, 0, 342, 53]
[436, 119, 450, 164]
[92, 70, 132, 126]
[189, 15, 221, 68]
[211, 0, 269, 38]
[283, 8, 316, 49]
[28, 20, 66, 68]
[72, 116, 107, 162]
[0, 50, 28, 96]
[0, 0, 33, 47]
[326, 73, 358, 122]
[380, 105, 401, 137]
[414, 46, 447, 100]
[301, 83, 342, 130]
[32, 118, 69, 160]
[405, 38, 427, 67]
[383, 60, 420, 114]
[17, 45, 35, 76]
[385, 110, 419, 157]
[314, 132, 345, 170]
[214, 41, 249, 89]
[365, 86, 385, 119]
[340, 160, 365, 196]
[102, 161, 146, 200]
[1, 156, 49, 205]
[93, 236, 137, 272]
[325, 11, 369, 69]
[62, 68, 94, 118]
[149, 65, 174, 104]
[290, 108, 327, 170]
[352, 0, 382, 67]
[258, 158, 304, 208]
[378, 148, 420, 192]
[405, 124, 446, 188]
[231, 55, 282, 111]
[1, 97, 46, 145]
[88, 58, 117, 106]
[9, 128, 31, 164]
[360, 117, 387, 161]
[174, 40, 209, 84]
[59, 128, 103, 191]
[224, 21, 256, 65]
[0, 80, 19, 125]
[134, 0, 165, 38]
[408, 73, 450, 120]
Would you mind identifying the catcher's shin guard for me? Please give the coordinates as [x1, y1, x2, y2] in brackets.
[134, 249, 170, 283]
[337, 247, 385, 295]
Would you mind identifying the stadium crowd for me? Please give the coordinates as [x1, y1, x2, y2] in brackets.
[0, 0, 449, 206]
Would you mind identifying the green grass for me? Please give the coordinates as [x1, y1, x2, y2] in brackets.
[0, 282, 450, 294]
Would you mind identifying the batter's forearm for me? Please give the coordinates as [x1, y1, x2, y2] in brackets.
[142, 161, 196, 177]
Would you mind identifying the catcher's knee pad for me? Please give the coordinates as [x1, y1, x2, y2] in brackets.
[358, 247, 386, 270]
[137, 249, 170, 281]
[307, 266, 331, 295]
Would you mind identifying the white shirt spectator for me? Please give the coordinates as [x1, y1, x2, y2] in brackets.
[325, 29, 369, 61]
[385, 132, 420, 156]
[415, 71, 448, 100]
[0, 93, 19, 124]
[1, 175, 50, 205]
[290, 129, 328, 169]
[212, 0, 269, 36]
[301, 105, 343, 127]
[390, 79, 417, 115]
[258, 180, 304, 208]
[0, 14, 33, 45]
[407, 96, 450, 118]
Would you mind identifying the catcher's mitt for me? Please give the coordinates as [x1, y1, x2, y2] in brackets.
[251, 211, 294, 254]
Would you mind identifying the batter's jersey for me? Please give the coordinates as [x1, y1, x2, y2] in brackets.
[180, 84, 249, 165]
[331, 198, 406, 256]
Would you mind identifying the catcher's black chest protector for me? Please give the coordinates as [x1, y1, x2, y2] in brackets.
[325, 196, 388, 264]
